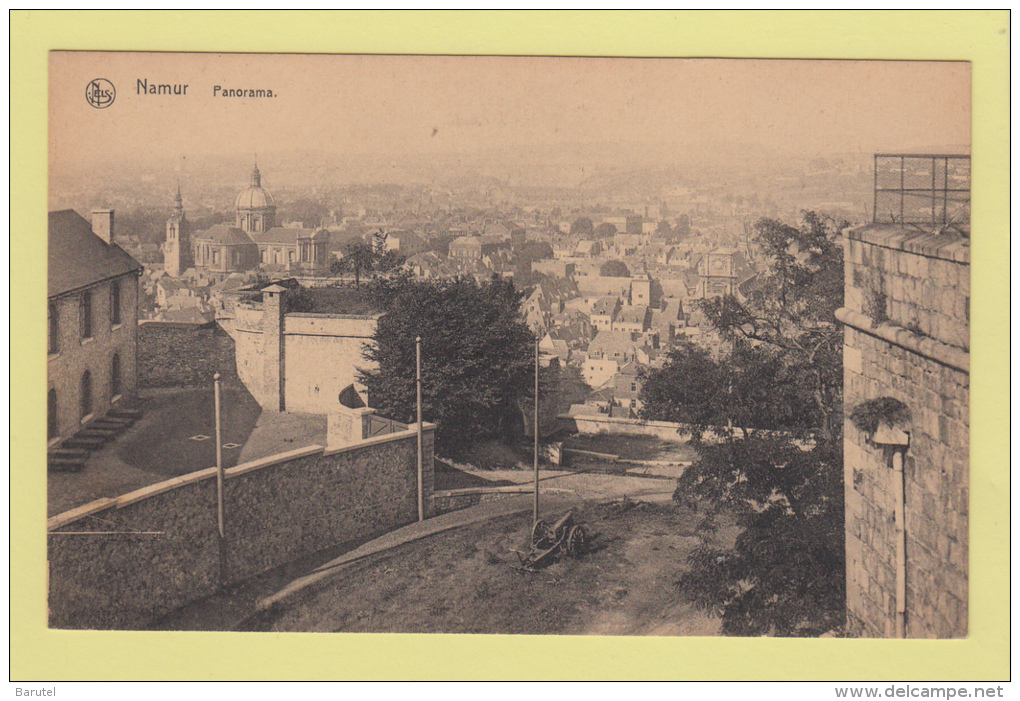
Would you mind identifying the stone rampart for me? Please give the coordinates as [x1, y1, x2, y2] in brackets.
[839, 223, 969, 638]
[232, 299, 380, 414]
[48, 424, 435, 629]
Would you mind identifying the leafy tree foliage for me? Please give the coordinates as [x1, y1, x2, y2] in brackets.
[359, 276, 535, 456]
[570, 217, 594, 236]
[641, 211, 849, 636]
[674, 437, 845, 636]
[599, 260, 631, 278]
[640, 339, 815, 440]
[699, 211, 847, 441]
[593, 222, 618, 239]
[674, 214, 691, 239]
[517, 241, 554, 266]
[332, 240, 378, 287]
[278, 198, 329, 228]
[375, 249, 406, 273]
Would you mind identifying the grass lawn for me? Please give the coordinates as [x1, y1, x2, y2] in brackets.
[116, 386, 263, 476]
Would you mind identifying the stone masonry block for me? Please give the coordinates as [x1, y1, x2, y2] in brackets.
[845, 285, 863, 313]
[844, 345, 863, 375]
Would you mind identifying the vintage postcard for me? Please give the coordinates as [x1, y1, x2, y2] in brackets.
[15, 11, 1009, 682]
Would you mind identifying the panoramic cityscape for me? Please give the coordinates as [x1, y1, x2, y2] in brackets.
[46, 53, 970, 638]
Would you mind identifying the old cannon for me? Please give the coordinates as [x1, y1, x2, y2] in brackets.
[513, 509, 588, 571]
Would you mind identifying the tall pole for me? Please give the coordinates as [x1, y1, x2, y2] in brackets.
[416, 336, 424, 522]
[214, 372, 226, 587]
[214, 373, 224, 540]
[533, 338, 540, 526]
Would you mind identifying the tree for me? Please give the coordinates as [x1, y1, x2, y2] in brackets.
[517, 241, 554, 265]
[375, 249, 406, 273]
[359, 276, 535, 456]
[700, 211, 846, 441]
[570, 217, 594, 236]
[593, 222, 618, 239]
[674, 214, 691, 240]
[336, 240, 376, 287]
[640, 338, 809, 440]
[371, 230, 388, 256]
[656, 219, 672, 236]
[599, 260, 630, 278]
[673, 437, 845, 636]
[640, 211, 849, 636]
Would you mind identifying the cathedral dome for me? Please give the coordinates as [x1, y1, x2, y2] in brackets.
[235, 163, 276, 210]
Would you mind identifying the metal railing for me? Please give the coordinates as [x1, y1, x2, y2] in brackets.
[873, 154, 970, 236]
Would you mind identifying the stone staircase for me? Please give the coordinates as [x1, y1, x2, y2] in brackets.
[47, 407, 143, 472]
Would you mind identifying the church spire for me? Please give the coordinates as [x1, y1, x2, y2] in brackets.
[170, 178, 185, 220]
[251, 154, 261, 187]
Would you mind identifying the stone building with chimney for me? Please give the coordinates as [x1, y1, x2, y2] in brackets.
[48, 209, 143, 445]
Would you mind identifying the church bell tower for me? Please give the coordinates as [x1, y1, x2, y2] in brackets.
[163, 184, 193, 277]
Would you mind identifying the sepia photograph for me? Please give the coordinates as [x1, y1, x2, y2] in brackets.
[13, 10, 1009, 683]
[45, 51, 972, 641]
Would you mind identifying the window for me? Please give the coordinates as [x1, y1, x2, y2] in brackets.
[261, 248, 267, 263]
[80, 370, 92, 420]
[80, 291, 92, 340]
[288, 250, 295, 263]
[631, 383, 637, 392]
[110, 280, 121, 326]
[111, 354, 121, 398]
[48, 301, 59, 354]
[212, 249, 220, 265]
[47, 389, 58, 439]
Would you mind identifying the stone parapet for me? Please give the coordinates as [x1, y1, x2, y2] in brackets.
[47, 424, 434, 629]
[840, 222, 969, 638]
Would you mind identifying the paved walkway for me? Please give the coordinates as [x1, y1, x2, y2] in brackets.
[237, 411, 327, 464]
[257, 470, 675, 613]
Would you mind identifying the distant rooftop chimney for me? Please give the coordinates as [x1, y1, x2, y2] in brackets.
[91, 209, 115, 244]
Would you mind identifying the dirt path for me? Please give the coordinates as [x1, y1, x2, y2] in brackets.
[261, 498, 738, 636]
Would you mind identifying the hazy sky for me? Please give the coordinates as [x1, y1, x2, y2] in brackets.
[51, 53, 970, 170]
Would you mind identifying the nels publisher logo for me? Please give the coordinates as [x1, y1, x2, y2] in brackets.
[85, 78, 116, 109]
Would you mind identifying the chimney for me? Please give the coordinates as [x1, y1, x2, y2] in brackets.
[92, 209, 115, 244]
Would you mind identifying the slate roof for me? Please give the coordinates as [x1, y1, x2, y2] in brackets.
[615, 305, 649, 326]
[588, 330, 640, 359]
[591, 296, 620, 317]
[195, 224, 256, 246]
[250, 226, 328, 245]
[48, 210, 143, 298]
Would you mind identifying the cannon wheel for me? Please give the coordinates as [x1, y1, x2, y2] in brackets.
[566, 525, 587, 557]
[532, 519, 554, 548]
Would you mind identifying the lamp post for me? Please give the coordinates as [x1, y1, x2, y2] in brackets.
[533, 338, 540, 526]
[214, 372, 226, 586]
[214, 373, 224, 540]
[416, 336, 424, 522]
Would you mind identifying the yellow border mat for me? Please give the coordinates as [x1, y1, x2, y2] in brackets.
[11, 11, 1010, 681]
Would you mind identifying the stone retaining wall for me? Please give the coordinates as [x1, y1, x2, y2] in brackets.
[48, 424, 435, 629]
[138, 320, 239, 388]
